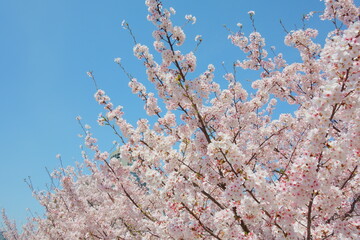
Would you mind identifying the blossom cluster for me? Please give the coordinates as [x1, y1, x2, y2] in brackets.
[2, 0, 359, 239]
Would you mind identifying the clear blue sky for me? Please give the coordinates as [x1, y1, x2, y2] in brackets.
[0, 0, 345, 228]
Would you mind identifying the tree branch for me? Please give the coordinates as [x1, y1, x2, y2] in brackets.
[181, 202, 222, 239]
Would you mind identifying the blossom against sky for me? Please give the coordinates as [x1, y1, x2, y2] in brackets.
[0, 0, 348, 227]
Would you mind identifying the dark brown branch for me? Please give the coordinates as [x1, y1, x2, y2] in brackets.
[163, 28, 212, 144]
[247, 126, 287, 165]
[121, 184, 156, 222]
[243, 184, 261, 204]
[181, 202, 221, 239]
[263, 209, 288, 238]
[306, 191, 317, 240]
[340, 165, 358, 190]
[140, 140, 154, 151]
[200, 190, 225, 210]
[343, 194, 360, 219]
[232, 207, 250, 234]
[219, 149, 238, 177]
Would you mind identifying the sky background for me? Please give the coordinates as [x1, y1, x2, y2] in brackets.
[0, 0, 354, 229]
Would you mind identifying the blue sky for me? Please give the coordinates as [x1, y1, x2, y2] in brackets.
[0, 0, 345, 228]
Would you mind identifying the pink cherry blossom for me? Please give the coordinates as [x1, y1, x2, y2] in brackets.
[2, 0, 359, 239]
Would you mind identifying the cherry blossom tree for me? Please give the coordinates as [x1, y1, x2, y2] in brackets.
[2, 0, 359, 239]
